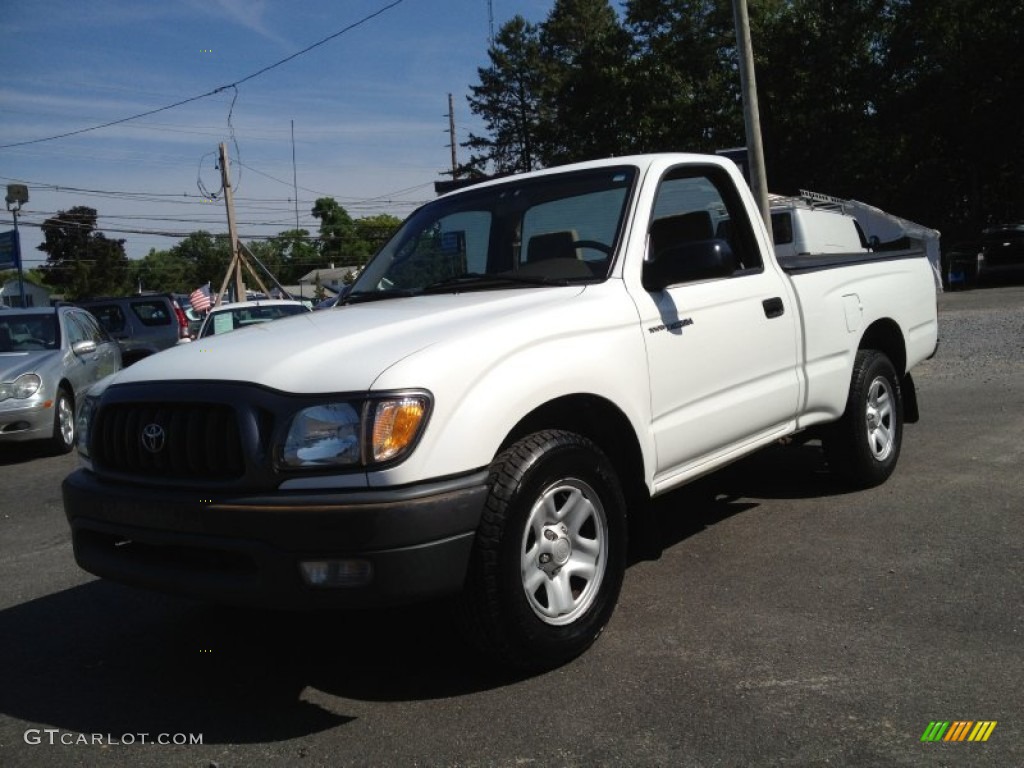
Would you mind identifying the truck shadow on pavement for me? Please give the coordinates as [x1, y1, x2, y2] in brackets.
[0, 442, 845, 744]
[634, 439, 846, 560]
[0, 444, 60, 465]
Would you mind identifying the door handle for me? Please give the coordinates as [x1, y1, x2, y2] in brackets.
[762, 297, 785, 318]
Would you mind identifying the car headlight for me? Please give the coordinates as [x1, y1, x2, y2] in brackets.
[0, 373, 41, 402]
[75, 395, 99, 457]
[280, 393, 430, 469]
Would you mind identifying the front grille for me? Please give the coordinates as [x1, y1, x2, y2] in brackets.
[93, 403, 245, 480]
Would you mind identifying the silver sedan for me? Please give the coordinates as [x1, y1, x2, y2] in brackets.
[0, 306, 122, 454]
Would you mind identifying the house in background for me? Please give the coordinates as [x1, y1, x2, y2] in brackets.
[297, 265, 359, 300]
[277, 283, 338, 303]
[0, 279, 52, 308]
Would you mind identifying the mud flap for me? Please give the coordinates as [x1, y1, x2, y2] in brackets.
[902, 372, 920, 424]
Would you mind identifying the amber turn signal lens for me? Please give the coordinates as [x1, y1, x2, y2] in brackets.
[371, 397, 427, 462]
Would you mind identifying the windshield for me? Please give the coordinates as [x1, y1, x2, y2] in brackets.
[0, 313, 61, 352]
[349, 166, 637, 300]
[199, 304, 308, 338]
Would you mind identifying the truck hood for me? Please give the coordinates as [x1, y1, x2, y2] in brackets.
[112, 288, 586, 393]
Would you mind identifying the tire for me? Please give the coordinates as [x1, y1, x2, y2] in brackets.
[462, 430, 627, 671]
[49, 387, 75, 455]
[824, 350, 903, 489]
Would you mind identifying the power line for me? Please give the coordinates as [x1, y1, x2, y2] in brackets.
[0, 0, 407, 151]
[0, 174, 430, 209]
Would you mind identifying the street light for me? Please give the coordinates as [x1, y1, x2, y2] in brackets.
[5, 184, 29, 308]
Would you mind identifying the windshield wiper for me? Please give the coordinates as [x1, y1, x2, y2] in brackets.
[342, 288, 417, 304]
[421, 272, 574, 293]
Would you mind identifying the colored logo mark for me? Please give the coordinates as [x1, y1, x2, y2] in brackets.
[921, 721, 997, 742]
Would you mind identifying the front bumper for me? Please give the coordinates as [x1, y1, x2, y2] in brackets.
[0, 399, 52, 443]
[63, 468, 489, 609]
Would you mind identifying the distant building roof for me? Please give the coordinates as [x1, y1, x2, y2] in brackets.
[278, 284, 337, 300]
[298, 266, 358, 284]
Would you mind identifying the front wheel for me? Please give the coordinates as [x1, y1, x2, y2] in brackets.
[824, 350, 903, 488]
[461, 430, 627, 671]
[48, 387, 75, 455]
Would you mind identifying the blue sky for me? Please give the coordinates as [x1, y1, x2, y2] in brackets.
[0, 0, 554, 269]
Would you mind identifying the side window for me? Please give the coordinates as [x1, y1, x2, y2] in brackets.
[65, 313, 90, 345]
[771, 212, 794, 245]
[131, 300, 171, 326]
[73, 311, 109, 343]
[90, 304, 126, 333]
[648, 165, 763, 283]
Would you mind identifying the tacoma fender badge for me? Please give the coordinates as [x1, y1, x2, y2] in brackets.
[648, 317, 694, 334]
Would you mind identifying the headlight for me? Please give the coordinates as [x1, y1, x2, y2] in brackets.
[76, 395, 99, 457]
[280, 393, 430, 469]
[0, 373, 41, 402]
[282, 403, 362, 467]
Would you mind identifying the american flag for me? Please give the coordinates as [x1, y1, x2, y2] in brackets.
[190, 283, 212, 313]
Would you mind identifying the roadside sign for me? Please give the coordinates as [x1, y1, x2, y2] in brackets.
[0, 230, 20, 270]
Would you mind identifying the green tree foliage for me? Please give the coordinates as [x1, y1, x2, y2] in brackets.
[312, 197, 367, 265]
[877, 0, 1024, 236]
[37, 207, 132, 299]
[754, 0, 889, 198]
[168, 231, 232, 289]
[265, 229, 318, 284]
[311, 199, 400, 269]
[625, 0, 743, 152]
[465, 4, 632, 173]
[465, 0, 1024, 239]
[133, 247, 194, 294]
[539, 0, 634, 164]
[353, 214, 402, 256]
[464, 16, 547, 174]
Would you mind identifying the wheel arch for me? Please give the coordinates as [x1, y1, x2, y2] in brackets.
[57, 378, 75, 402]
[500, 394, 649, 512]
[858, 318, 907, 375]
[856, 318, 919, 421]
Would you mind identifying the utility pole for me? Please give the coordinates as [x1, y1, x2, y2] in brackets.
[216, 142, 245, 304]
[291, 120, 300, 231]
[4, 184, 28, 308]
[732, 0, 772, 241]
[447, 93, 458, 179]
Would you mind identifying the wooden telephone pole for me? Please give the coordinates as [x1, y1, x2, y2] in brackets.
[214, 142, 272, 304]
[447, 93, 458, 179]
[732, 0, 772, 242]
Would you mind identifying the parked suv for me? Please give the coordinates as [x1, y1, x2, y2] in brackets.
[76, 294, 189, 366]
[979, 222, 1024, 280]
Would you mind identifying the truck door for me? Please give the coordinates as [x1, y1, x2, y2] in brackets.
[632, 164, 801, 477]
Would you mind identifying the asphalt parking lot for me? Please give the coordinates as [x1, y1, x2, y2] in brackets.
[1, 285, 1021, 767]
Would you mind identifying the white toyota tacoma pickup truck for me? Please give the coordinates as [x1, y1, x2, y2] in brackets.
[63, 154, 938, 670]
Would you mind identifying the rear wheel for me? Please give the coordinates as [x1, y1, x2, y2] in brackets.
[824, 350, 903, 488]
[462, 430, 627, 671]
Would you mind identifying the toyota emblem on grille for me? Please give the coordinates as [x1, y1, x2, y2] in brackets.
[141, 423, 166, 454]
